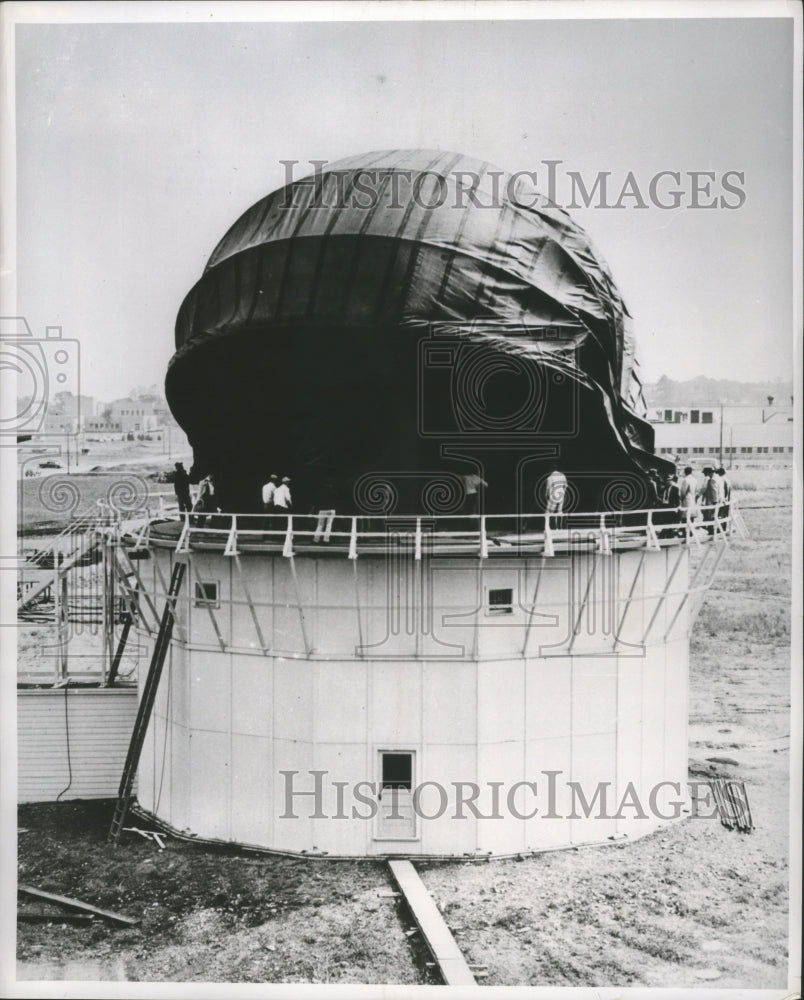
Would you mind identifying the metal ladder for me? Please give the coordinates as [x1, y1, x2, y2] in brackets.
[108, 559, 186, 843]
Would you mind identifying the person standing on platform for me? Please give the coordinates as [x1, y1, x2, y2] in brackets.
[698, 467, 720, 533]
[314, 478, 339, 543]
[172, 462, 192, 513]
[646, 468, 663, 506]
[664, 472, 681, 508]
[262, 474, 278, 512]
[462, 472, 488, 517]
[545, 466, 568, 529]
[274, 476, 293, 515]
[657, 471, 682, 537]
[193, 475, 216, 528]
[679, 466, 698, 517]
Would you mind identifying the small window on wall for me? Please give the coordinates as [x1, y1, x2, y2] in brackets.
[487, 587, 514, 616]
[194, 580, 219, 608]
[381, 752, 413, 791]
[701, 412, 713, 424]
[690, 410, 700, 423]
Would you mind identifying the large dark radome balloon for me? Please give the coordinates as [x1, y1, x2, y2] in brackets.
[166, 150, 669, 515]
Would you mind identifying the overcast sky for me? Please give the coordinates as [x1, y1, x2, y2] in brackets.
[14, 13, 796, 401]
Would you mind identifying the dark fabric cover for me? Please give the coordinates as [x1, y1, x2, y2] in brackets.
[166, 150, 671, 514]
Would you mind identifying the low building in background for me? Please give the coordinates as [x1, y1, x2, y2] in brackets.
[651, 402, 793, 465]
[107, 396, 160, 434]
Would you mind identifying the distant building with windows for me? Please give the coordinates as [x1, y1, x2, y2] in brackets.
[108, 397, 160, 434]
[651, 403, 794, 464]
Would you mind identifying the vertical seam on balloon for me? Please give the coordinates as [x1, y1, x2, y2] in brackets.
[367, 150, 449, 322]
[304, 150, 396, 319]
[272, 170, 331, 320]
[333, 150, 414, 320]
[472, 187, 515, 314]
[435, 159, 488, 308]
[392, 151, 464, 321]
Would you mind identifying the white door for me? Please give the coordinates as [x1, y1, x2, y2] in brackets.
[377, 751, 416, 839]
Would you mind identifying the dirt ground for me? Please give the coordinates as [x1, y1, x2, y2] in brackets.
[15, 477, 795, 986]
[16, 801, 434, 984]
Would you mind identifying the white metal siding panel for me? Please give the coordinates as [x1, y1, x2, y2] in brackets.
[615, 657, 646, 838]
[18, 689, 138, 803]
[231, 733, 272, 847]
[525, 737, 573, 849]
[189, 730, 230, 840]
[371, 662, 423, 745]
[311, 742, 369, 856]
[418, 744, 476, 857]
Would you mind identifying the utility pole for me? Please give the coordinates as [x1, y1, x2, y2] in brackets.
[718, 402, 724, 468]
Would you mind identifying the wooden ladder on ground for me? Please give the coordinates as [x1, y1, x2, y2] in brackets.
[108, 560, 186, 844]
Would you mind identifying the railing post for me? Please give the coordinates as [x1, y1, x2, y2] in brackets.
[348, 517, 358, 560]
[687, 505, 702, 550]
[282, 516, 294, 558]
[543, 515, 555, 557]
[414, 517, 422, 561]
[714, 505, 728, 542]
[223, 514, 239, 557]
[598, 512, 611, 555]
[175, 513, 190, 554]
[479, 516, 488, 559]
[646, 510, 660, 551]
[133, 517, 150, 552]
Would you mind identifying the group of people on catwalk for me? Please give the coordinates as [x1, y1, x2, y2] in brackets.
[172, 461, 732, 536]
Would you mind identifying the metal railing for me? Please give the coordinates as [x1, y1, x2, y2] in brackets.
[128, 500, 742, 560]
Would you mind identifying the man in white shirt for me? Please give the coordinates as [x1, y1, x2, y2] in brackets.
[274, 477, 292, 511]
[262, 474, 278, 511]
[545, 466, 568, 528]
[678, 466, 698, 512]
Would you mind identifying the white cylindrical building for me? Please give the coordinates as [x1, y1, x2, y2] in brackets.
[125, 517, 712, 857]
